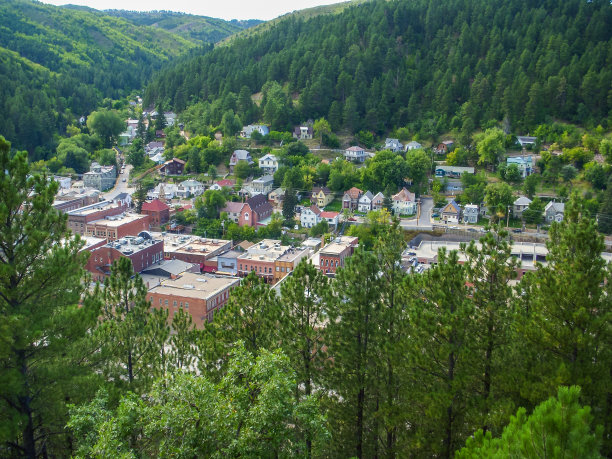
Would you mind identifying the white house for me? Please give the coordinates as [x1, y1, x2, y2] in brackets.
[258, 154, 280, 174]
[517, 136, 537, 148]
[148, 183, 178, 200]
[53, 176, 71, 190]
[513, 196, 532, 217]
[391, 188, 416, 215]
[344, 146, 366, 163]
[150, 152, 165, 164]
[405, 141, 423, 151]
[240, 125, 269, 138]
[176, 179, 204, 198]
[463, 204, 479, 224]
[384, 138, 403, 153]
[320, 211, 339, 229]
[507, 156, 533, 178]
[301, 205, 322, 228]
[251, 175, 274, 195]
[358, 191, 373, 213]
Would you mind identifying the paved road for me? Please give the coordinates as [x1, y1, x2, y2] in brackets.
[399, 197, 433, 230]
[102, 164, 134, 200]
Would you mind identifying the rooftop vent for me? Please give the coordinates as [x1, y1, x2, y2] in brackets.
[196, 278, 207, 282]
[183, 284, 195, 289]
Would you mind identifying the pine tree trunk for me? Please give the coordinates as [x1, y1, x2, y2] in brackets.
[482, 322, 493, 434]
[356, 386, 365, 459]
[444, 349, 456, 459]
[18, 350, 37, 459]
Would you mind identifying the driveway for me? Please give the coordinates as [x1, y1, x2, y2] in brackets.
[399, 197, 433, 230]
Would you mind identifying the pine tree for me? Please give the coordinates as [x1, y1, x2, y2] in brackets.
[518, 196, 612, 455]
[136, 113, 146, 141]
[279, 259, 331, 456]
[0, 138, 97, 457]
[325, 248, 382, 458]
[94, 258, 159, 391]
[169, 309, 196, 371]
[200, 272, 280, 368]
[406, 249, 474, 458]
[462, 227, 519, 435]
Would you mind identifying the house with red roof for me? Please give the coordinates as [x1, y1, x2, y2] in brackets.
[391, 188, 416, 216]
[141, 199, 170, 226]
[320, 211, 340, 229]
[210, 179, 235, 191]
[344, 146, 367, 162]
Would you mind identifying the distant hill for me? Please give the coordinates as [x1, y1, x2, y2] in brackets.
[0, 0, 256, 155]
[145, 0, 612, 138]
[103, 10, 262, 43]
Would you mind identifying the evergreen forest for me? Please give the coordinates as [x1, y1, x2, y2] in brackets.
[145, 0, 612, 135]
[0, 0, 252, 156]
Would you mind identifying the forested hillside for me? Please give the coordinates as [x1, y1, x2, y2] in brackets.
[0, 0, 249, 156]
[103, 10, 261, 43]
[145, 0, 612, 136]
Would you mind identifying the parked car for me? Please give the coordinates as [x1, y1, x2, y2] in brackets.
[512, 228, 522, 233]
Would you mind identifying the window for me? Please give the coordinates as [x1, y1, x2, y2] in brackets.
[149, 296, 153, 302]
[180, 302, 183, 308]
[240, 264, 242, 270]
[281, 267, 285, 272]
[159, 299, 162, 305]
[185, 302, 189, 309]
[164, 300, 168, 306]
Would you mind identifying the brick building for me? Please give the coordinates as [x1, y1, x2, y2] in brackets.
[318, 236, 359, 275]
[85, 213, 150, 241]
[154, 233, 232, 268]
[85, 234, 164, 282]
[238, 194, 273, 227]
[237, 240, 289, 283]
[273, 247, 310, 283]
[66, 201, 126, 235]
[147, 272, 240, 327]
[53, 189, 100, 212]
[141, 199, 170, 226]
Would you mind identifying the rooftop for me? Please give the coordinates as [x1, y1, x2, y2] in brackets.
[277, 247, 309, 263]
[148, 272, 240, 299]
[102, 234, 162, 255]
[151, 233, 231, 258]
[320, 236, 359, 256]
[66, 200, 119, 216]
[238, 239, 290, 263]
[88, 213, 148, 227]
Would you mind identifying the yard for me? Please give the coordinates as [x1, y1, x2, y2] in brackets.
[324, 199, 343, 212]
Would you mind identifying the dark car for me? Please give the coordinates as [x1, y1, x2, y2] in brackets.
[512, 228, 522, 233]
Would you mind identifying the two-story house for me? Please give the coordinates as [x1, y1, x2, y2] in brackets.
[301, 205, 322, 228]
[513, 196, 532, 218]
[240, 125, 269, 138]
[442, 200, 461, 223]
[293, 126, 313, 140]
[371, 192, 385, 211]
[176, 179, 204, 198]
[258, 154, 280, 174]
[463, 204, 479, 224]
[391, 188, 416, 215]
[229, 150, 254, 173]
[384, 138, 403, 152]
[311, 186, 334, 208]
[358, 191, 374, 213]
[344, 146, 366, 163]
[251, 175, 274, 195]
[342, 187, 363, 210]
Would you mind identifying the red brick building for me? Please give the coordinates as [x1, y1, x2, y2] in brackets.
[85, 235, 164, 282]
[147, 272, 240, 327]
[238, 194, 273, 227]
[67, 201, 127, 235]
[141, 199, 170, 226]
[318, 236, 359, 275]
[85, 213, 150, 241]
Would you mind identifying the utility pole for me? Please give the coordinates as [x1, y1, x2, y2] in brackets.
[506, 205, 511, 229]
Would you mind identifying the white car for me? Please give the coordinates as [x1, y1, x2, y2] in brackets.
[122, 178, 126, 182]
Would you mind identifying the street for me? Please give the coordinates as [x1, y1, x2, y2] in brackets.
[399, 197, 433, 230]
[102, 164, 134, 200]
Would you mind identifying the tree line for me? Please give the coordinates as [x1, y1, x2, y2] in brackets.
[1, 134, 610, 457]
[145, 0, 612, 139]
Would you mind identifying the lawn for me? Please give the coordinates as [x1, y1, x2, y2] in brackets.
[324, 199, 342, 211]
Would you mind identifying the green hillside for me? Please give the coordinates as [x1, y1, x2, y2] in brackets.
[103, 10, 261, 43]
[145, 0, 612, 136]
[0, 0, 252, 156]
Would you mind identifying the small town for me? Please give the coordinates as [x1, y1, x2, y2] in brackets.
[1, 0, 611, 457]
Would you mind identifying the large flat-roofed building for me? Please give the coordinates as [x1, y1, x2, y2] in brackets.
[66, 201, 126, 235]
[53, 189, 100, 212]
[274, 247, 310, 283]
[85, 213, 150, 241]
[152, 233, 232, 268]
[237, 239, 290, 283]
[83, 162, 117, 191]
[147, 272, 240, 327]
[85, 233, 164, 282]
[318, 236, 359, 275]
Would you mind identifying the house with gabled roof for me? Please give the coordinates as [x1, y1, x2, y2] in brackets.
[391, 188, 416, 215]
[384, 138, 403, 153]
[229, 150, 254, 173]
[301, 205, 322, 228]
[320, 211, 340, 229]
[441, 200, 461, 223]
[371, 192, 385, 211]
[141, 199, 170, 226]
[210, 179, 235, 191]
[176, 179, 204, 198]
[159, 158, 185, 176]
[463, 204, 479, 224]
[221, 201, 245, 223]
[513, 196, 532, 218]
[405, 141, 422, 151]
[544, 201, 565, 222]
[358, 191, 374, 213]
[342, 187, 363, 210]
[311, 186, 334, 208]
[239, 194, 273, 227]
[258, 154, 280, 174]
[293, 125, 313, 140]
[240, 125, 269, 138]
